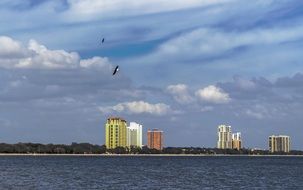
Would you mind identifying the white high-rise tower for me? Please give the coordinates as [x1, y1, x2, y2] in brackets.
[127, 122, 143, 148]
[217, 125, 232, 149]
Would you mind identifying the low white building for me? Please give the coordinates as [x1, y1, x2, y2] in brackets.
[127, 122, 143, 148]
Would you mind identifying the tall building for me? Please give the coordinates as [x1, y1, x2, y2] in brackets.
[147, 129, 163, 150]
[269, 135, 290, 153]
[127, 122, 143, 148]
[232, 132, 242, 150]
[217, 125, 232, 149]
[105, 117, 127, 149]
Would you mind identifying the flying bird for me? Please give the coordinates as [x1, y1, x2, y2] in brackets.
[113, 65, 119, 75]
[101, 38, 105, 43]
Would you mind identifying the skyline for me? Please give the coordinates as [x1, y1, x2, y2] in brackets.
[1, 0, 303, 149]
[104, 117, 291, 151]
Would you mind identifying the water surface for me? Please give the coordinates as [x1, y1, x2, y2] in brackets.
[0, 156, 302, 189]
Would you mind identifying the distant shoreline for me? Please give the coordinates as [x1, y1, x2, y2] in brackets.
[0, 153, 303, 157]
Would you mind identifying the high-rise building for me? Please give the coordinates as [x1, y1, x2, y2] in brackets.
[269, 135, 290, 153]
[105, 117, 127, 149]
[232, 132, 242, 150]
[127, 122, 143, 148]
[147, 129, 163, 150]
[217, 125, 232, 149]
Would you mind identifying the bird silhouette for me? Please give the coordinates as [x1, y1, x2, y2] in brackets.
[113, 66, 119, 75]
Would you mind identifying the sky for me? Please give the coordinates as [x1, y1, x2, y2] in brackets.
[1, 0, 303, 149]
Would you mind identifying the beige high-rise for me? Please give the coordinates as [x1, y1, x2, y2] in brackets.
[232, 132, 242, 150]
[217, 125, 232, 149]
[269, 135, 290, 153]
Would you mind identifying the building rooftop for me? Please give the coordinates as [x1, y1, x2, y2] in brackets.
[269, 135, 290, 138]
[148, 129, 163, 132]
[107, 117, 126, 122]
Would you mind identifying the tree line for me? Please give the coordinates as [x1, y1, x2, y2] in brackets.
[0, 143, 106, 154]
[0, 143, 302, 155]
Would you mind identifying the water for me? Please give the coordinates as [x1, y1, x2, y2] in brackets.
[0, 156, 303, 189]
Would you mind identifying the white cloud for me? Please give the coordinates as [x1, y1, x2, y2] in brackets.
[0, 36, 27, 58]
[99, 100, 171, 115]
[195, 85, 231, 104]
[16, 39, 80, 69]
[0, 36, 111, 70]
[166, 84, 194, 104]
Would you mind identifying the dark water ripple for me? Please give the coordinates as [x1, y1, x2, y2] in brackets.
[0, 156, 303, 189]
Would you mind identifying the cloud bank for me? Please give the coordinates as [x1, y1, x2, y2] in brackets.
[99, 101, 171, 115]
[0, 36, 112, 70]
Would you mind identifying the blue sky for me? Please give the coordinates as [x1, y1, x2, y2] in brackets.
[1, 0, 303, 149]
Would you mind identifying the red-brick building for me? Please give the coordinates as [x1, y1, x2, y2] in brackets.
[147, 129, 163, 150]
